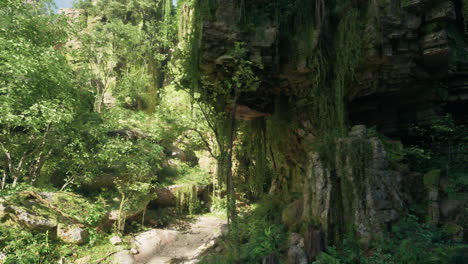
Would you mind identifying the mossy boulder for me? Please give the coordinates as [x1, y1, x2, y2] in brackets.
[0, 191, 104, 235]
[9, 205, 58, 232]
[109, 191, 155, 222]
[0, 196, 58, 232]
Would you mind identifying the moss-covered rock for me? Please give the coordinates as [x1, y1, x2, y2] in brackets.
[0, 191, 105, 236]
[424, 169, 441, 188]
[8, 205, 58, 232]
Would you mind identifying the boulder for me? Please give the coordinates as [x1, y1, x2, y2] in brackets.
[153, 187, 176, 207]
[108, 192, 154, 224]
[57, 224, 88, 245]
[110, 236, 123, 245]
[0, 195, 57, 231]
[74, 256, 91, 264]
[425, 1, 456, 22]
[10, 206, 57, 232]
[0, 191, 106, 233]
[151, 184, 212, 209]
[133, 229, 177, 263]
[113, 250, 136, 264]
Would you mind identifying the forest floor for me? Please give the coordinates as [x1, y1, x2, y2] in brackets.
[133, 215, 226, 264]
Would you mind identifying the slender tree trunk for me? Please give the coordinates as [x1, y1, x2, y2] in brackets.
[141, 206, 147, 226]
[1, 169, 6, 190]
[30, 149, 52, 185]
[226, 104, 238, 226]
[95, 92, 103, 113]
[12, 175, 18, 188]
[60, 176, 74, 192]
[117, 193, 127, 233]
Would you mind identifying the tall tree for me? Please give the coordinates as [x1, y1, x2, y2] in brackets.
[0, 0, 87, 188]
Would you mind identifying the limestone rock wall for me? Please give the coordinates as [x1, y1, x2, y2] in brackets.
[302, 126, 404, 244]
[197, 0, 468, 130]
[349, 0, 468, 134]
[189, 0, 467, 253]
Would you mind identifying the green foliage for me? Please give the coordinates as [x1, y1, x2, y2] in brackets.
[210, 195, 227, 213]
[424, 170, 441, 188]
[407, 115, 468, 197]
[0, 0, 89, 188]
[313, 215, 468, 264]
[0, 226, 59, 264]
[174, 184, 204, 214]
[381, 138, 405, 170]
[160, 160, 211, 186]
[235, 119, 271, 199]
[0, 221, 114, 264]
[203, 195, 287, 263]
[72, 0, 177, 113]
[0, 186, 111, 263]
[175, 9, 262, 219]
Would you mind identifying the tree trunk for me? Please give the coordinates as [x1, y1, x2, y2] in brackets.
[12, 175, 18, 188]
[117, 194, 127, 233]
[1, 169, 6, 190]
[226, 104, 238, 225]
[29, 149, 52, 185]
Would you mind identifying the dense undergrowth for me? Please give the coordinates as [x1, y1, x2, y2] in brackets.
[314, 215, 468, 264]
[201, 195, 287, 264]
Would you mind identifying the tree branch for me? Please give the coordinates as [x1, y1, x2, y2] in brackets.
[186, 128, 216, 159]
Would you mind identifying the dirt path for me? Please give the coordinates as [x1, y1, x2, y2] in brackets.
[133, 215, 226, 264]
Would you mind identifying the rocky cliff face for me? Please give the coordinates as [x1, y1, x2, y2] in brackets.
[349, 0, 468, 135]
[183, 0, 468, 259]
[303, 126, 404, 243]
[197, 0, 467, 132]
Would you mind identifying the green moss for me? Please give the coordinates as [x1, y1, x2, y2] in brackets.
[401, 0, 411, 8]
[381, 138, 405, 170]
[236, 118, 271, 198]
[424, 169, 441, 187]
[443, 223, 463, 235]
[338, 138, 373, 238]
[174, 184, 201, 214]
